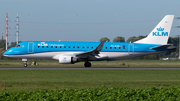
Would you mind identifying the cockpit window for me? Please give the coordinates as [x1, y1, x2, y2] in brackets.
[16, 45, 20, 48]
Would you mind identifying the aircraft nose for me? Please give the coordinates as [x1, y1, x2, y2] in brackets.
[3, 51, 9, 56]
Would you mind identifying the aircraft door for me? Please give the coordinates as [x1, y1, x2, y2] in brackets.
[28, 42, 34, 53]
[128, 43, 134, 55]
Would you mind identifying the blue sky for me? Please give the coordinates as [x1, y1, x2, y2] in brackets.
[0, 0, 180, 43]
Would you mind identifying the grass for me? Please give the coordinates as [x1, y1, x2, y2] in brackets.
[0, 59, 180, 67]
[0, 59, 180, 92]
[1, 70, 180, 92]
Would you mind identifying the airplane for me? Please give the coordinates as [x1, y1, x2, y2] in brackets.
[3, 15, 176, 67]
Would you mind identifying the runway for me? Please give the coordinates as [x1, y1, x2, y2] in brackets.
[1, 67, 180, 70]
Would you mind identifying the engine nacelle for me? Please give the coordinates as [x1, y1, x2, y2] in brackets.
[59, 56, 77, 64]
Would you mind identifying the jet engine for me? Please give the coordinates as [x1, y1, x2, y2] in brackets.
[59, 56, 77, 64]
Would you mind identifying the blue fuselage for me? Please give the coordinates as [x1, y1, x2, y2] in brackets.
[3, 41, 165, 61]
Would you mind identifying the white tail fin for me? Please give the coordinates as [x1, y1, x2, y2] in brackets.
[134, 15, 174, 45]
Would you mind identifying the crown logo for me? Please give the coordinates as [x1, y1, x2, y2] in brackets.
[157, 27, 164, 31]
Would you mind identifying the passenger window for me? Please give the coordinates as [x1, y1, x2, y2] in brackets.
[110, 47, 112, 49]
[114, 47, 116, 49]
[87, 47, 89, 49]
[106, 47, 107, 49]
[64, 46, 66, 48]
[83, 46, 84, 48]
[92, 47, 93, 49]
[78, 46, 79, 48]
[119, 47, 121, 49]
[73, 46, 75, 48]
[47, 46, 48, 48]
[42, 46, 44, 48]
[123, 46, 125, 49]
[60, 46, 62, 48]
[38, 46, 40, 48]
[55, 46, 57, 48]
[51, 46, 53, 48]
[69, 46, 71, 48]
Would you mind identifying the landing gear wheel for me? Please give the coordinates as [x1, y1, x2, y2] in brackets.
[24, 63, 27, 67]
[84, 62, 91, 67]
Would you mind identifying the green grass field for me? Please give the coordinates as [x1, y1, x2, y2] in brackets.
[1, 60, 180, 100]
[1, 59, 180, 96]
[1, 70, 180, 92]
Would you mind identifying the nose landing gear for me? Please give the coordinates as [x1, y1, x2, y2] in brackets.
[24, 62, 27, 67]
[22, 59, 28, 67]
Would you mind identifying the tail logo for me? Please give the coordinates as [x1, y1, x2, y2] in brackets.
[38, 42, 48, 46]
[152, 27, 168, 36]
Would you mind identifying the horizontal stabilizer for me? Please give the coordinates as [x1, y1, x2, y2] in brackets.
[167, 46, 176, 50]
[150, 44, 172, 50]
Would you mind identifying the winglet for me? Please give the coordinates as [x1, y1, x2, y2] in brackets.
[94, 40, 106, 53]
[75, 41, 106, 56]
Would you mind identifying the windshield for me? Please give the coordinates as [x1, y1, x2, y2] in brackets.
[15, 45, 20, 48]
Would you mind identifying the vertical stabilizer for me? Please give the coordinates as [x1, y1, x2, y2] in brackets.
[134, 15, 174, 45]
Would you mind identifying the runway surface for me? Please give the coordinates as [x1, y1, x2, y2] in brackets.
[1, 67, 180, 70]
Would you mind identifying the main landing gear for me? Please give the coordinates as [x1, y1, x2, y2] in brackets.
[84, 61, 91, 67]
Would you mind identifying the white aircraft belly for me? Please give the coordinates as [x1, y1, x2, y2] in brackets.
[100, 52, 155, 60]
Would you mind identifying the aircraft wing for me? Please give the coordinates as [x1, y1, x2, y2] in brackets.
[75, 40, 106, 60]
[52, 41, 106, 60]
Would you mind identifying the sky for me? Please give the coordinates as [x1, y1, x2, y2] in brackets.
[0, 0, 180, 43]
